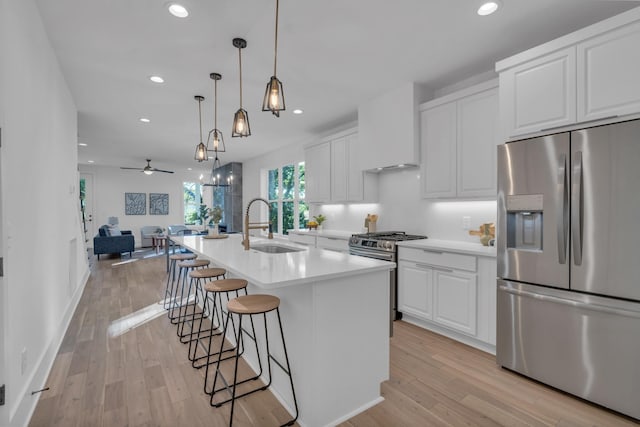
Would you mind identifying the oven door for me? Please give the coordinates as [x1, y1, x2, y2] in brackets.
[349, 246, 396, 336]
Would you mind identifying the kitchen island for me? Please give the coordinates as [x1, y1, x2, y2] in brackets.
[171, 234, 394, 427]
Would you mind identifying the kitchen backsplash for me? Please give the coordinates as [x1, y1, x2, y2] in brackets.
[313, 168, 497, 243]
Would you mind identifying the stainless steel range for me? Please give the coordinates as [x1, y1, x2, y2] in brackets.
[349, 231, 427, 334]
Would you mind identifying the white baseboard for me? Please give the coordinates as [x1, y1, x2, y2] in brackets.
[10, 267, 90, 427]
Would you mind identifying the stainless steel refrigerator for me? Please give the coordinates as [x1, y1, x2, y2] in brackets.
[497, 118, 640, 420]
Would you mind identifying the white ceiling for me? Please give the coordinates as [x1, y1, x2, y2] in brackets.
[35, 0, 639, 174]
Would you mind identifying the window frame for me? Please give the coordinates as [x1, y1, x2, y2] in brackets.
[266, 161, 306, 235]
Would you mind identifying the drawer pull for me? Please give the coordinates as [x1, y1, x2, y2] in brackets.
[415, 262, 453, 273]
[422, 249, 444, 254]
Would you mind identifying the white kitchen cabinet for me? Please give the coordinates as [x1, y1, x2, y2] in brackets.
[397, 244, 496, 353]
[577, 20, 640, 122]
[499, 47, 576, 138]
[305, 142, 331, 203]
[497, 7, 640, 138]
[433, 269, 477, 336]
[398, 261, 433, 320]
[330, 136, 348, 202]
[288, 233, 316, 247]
[316, 236, 349, 253]
[420, 81, 498, 199]
[358, 82, 420, 170]
[304, 128, 378, 203]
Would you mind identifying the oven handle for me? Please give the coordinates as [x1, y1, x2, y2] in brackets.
[349, 248, 395, 262]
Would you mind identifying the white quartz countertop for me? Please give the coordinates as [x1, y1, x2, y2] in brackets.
[287, 229, 357, 240]
[172, 234, 394, 289]
[397, 238, 497, 257]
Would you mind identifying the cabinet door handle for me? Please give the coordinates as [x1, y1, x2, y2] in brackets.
[422, 249, 444, 254]
[415, 262, 453, 273]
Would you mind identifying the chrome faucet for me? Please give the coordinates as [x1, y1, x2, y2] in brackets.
[243, 197, 274, 250]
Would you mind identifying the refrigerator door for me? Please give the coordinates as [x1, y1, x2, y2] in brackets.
[571, 119, 640, 301]
[497, 279, 640, 420]
[497, 133, 570, 288]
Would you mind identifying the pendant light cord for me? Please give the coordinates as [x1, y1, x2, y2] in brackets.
[198, 98, 203, 143]
[273, 0, 279, 76]
[238, 47, 243, 109]
[214, 79, 218, 128]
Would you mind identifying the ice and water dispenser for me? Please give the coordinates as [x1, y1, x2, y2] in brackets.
[505, 194, 543, 251]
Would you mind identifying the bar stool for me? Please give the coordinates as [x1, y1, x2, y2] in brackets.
[189, 278, 249, 370]
[169, 258, 210, 325]
[177, 267, 227, 343]
[164, 252, 197, 310]
[210, 294, 299, 427]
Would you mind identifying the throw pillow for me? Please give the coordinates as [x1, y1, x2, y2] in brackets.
[108, 226, 122, 236]
[98, 226, 108, 237]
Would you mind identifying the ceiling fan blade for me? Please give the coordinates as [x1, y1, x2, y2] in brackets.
[151, 168, 174, 174]
[120, 167, 143, 170]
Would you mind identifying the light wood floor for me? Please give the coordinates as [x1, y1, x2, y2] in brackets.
[30, 251, 638, 426]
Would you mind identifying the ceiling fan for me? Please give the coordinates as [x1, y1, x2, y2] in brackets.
[120, 159, 174, 175]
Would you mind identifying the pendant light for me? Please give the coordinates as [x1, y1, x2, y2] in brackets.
[232, 38, 251, 137]
[206, 73, 226, 153]
[193, 95, 207, 162]
[262, 0, 285, 117]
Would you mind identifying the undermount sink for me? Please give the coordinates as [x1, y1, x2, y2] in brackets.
[251, 244, 306, 254]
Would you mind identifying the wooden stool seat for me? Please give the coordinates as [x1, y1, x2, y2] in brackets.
[189, 267, 226, 279]
[204, 278, 248, 293]
[227, 294, 280, 315]
[170, 253, 197, 261]
[178, 259, 210, 269]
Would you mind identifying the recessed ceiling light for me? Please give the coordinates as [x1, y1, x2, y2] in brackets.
[149, 75, 164, 83]
[168, 3, 189, 18]
[139, 118, 151, 123]
[87, 160, 95, 163]
[78, 143, 87, 147]
[477, 1, 500, 16]
[293, 109, 303, 115]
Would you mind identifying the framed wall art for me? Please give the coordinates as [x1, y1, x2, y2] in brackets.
[125, 192, 146, 215]
[149, 193, 169, 215]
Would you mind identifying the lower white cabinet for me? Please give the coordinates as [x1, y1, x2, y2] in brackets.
[398, 246, 496, 353]
[433, 269, 477, 336]
[316, 236, 349, 253]
[397, 262, 433, 320]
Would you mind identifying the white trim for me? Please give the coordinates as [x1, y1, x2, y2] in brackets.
[11, 269, 90, 426]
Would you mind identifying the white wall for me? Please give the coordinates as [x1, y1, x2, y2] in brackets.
[78, 164, 209, 245]
[0, 1, 89, 425]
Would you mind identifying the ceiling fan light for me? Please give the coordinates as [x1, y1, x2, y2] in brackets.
[262, 76, 285, 117]
[144, 169, 154, 175]
[232, 108, 251, 137]
[194, 142, 207, 162]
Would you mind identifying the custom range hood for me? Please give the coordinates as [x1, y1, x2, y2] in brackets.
[358, 82, 420, 171]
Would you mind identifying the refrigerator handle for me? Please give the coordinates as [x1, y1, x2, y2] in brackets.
[571, 151, 583, 265]
[557, 154, 568, 264]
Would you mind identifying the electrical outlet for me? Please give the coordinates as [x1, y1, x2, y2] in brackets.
[21, 348, 27, 375]
[462, 216, 471, 230]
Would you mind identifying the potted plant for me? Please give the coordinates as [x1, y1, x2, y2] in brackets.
[207, 206, 223, 235]
[313, 214, 327, 231]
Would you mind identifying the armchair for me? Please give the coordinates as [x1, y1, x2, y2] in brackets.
[93, 225, 135, 259]
[141, 225, 163, 247]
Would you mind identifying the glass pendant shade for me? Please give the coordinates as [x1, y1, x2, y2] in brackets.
[232, 108, 251, 137]
[262, 76, 285, 116]
[194, 142, 207, 162]
[207, 129, 225, 152]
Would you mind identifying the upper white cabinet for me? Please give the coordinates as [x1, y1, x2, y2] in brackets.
[497, 7, 640, 138]
[305, 142, 331, 203]
[305, 128, 378, 203]
[420, 81, 499, 199]
[499, 47, 576, 137]
[577, 20, 640, 122]
[358, 82, 420, 170]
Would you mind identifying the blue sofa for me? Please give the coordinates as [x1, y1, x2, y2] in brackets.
[93, 225, 135, 259]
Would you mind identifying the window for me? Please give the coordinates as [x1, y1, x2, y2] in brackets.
[267, 162, 307, 235]
[184, 182, 204, 225]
